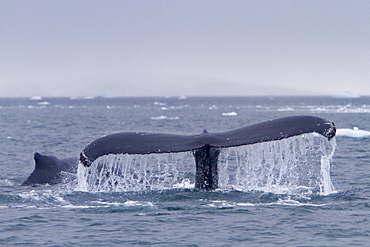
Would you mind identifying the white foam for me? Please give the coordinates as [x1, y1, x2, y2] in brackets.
[205, 200, 235, 209]
[90, 200, 154, 207]
[271, 198, 327, 207]
[151, 116, 179, 120]
[17, 190, 69, 205]
[151, 115, 166, 119]
[123, 200, 154, 207]
[336, 127, 370, 138]
[222, 112, 237, 116]
[236, 202, 255, 207]
[277, 107, 295, 112]
[61, 205, 95, 209]
[172, 178, 194, 189]
[0, 179, 14, 186]
[160, 105, 189, 110]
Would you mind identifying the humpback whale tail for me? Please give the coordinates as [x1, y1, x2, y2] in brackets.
[80, 116, 336, 191]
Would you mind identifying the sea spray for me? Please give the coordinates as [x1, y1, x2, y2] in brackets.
[76, 134, 336, 195]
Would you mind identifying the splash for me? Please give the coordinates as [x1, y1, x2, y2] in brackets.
[76, 134, 336, 195]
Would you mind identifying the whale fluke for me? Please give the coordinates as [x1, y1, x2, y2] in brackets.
[80, 116, 336, 190]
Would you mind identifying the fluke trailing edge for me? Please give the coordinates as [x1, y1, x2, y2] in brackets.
[24, 116, 336, 190]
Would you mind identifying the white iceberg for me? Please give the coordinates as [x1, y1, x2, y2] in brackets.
[336, 127, 370, 138]
[333, 91, 360, 99]
[30, 96, 42, 100]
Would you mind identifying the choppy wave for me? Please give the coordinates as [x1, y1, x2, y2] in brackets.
[160, 105, 189, 110]
[0, 187, 339, 211]
[258, 103, 370, 113]
[2, 97, 370, 115]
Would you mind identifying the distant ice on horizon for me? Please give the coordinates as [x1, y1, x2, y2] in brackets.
[29, 96, 42, 100]
[333, 91, 360, 99]
[336, 127, 370, 138]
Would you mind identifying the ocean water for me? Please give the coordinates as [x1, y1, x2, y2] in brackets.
[1, 96, 370, 246]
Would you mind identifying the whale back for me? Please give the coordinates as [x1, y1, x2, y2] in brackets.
[22, 153, 78, 186]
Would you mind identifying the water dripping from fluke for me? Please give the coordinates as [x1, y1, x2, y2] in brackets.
[76, 134, 336, 196]
[76, 152, 194, 192]
[218, 134, 337, 195]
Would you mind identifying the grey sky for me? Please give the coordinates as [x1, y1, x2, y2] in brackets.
[1, 0, 369, 97]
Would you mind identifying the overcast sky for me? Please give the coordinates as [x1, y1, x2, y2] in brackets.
[1, 0, 369, 97]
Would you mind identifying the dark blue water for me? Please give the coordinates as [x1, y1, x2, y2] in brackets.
[1, 96, 370, 246]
